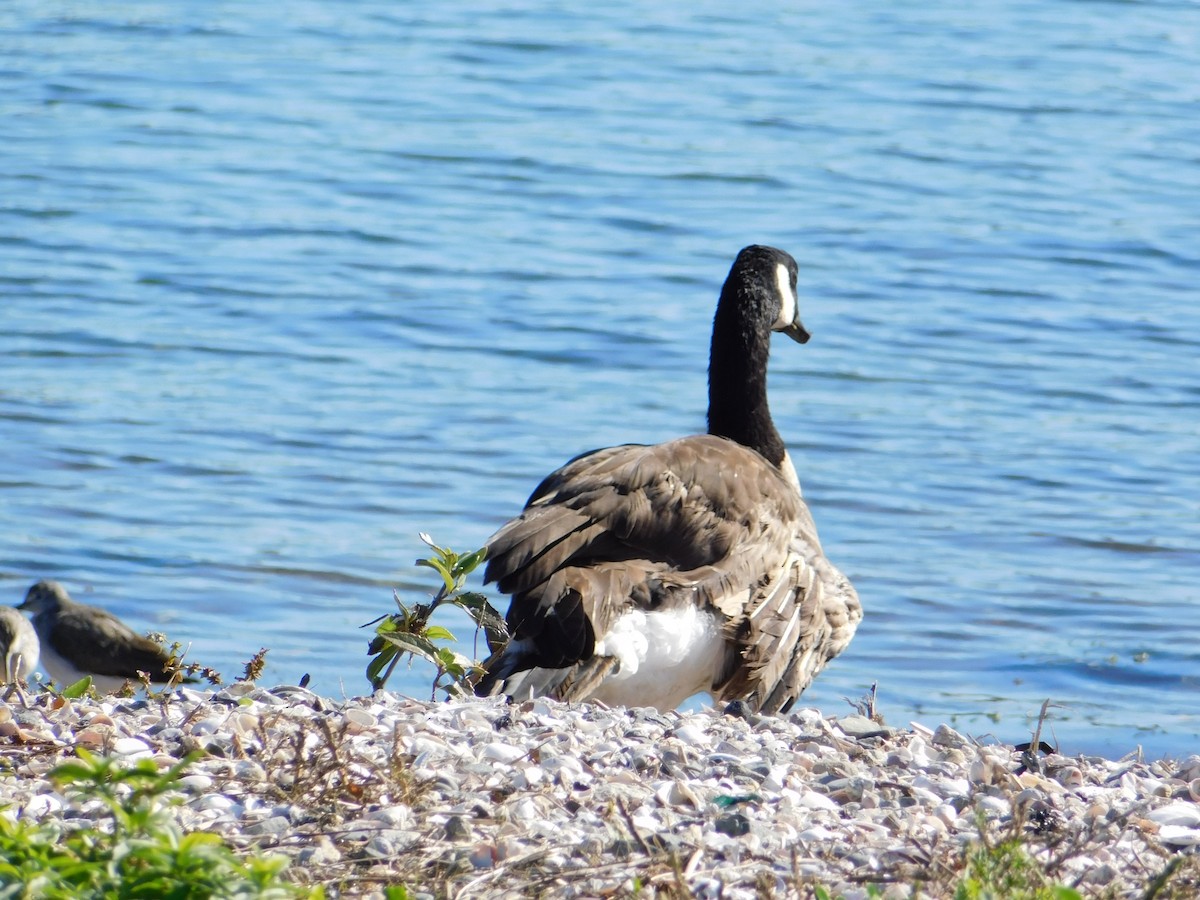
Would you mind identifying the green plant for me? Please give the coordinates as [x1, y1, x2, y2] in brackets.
[0, 749, 315, 899]
[954, 830, 1081, 900]
[366, 534, 507, 696]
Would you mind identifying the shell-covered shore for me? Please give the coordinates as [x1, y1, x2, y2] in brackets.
[1, 685, 1197, 898]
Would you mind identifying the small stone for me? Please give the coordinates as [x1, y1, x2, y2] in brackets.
[75, 728, 107, 749]
[933, 803, 958, 826]
[655, 779, 700, 808]
[836, 715, 889, 740]
[931, 724, 967, 749]
[297, 836, 341, 866]
[372, 805, 411, 827]
[364, 830, 420, 858]
[723, 700, 753, 720]
[178, 774, 213, 793]
[195, 794, 237, 813]
[1159, 825, 1200, 846]
[22, 794, 63, 818]
[1081, 863, 1118, 886]
[244, 815, 291, 837]
[798, 825, 837, 841]
[1147, 803, 1200, 827]
[469, 843, 499, 868]
[714, 812, 750, 837]
[344, 707, 375, 731]
[672, 724, 709, 747]
[111, 737, 152, 757]
[1053, 766, 1083, 788]
[444, 815, 471, 841]
[480, 742, 525, 763]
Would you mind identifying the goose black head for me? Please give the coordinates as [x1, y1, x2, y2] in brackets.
[728, 244, 810, 344]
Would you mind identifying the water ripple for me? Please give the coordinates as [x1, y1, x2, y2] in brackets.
[2, 0, 1198, 758]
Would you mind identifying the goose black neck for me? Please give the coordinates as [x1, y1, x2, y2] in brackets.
[706, 293, 787, 468]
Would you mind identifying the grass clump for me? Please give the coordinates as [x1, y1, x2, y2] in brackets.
[0, 749, 316, 899]
[954, 833, 1081, 900]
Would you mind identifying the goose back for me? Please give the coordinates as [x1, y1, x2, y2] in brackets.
[481, 433, 860, 711]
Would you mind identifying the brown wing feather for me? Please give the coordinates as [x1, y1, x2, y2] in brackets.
[716, 546, 862, 713]
[48, 607, 173, 680]
[482, 434, 839, 702]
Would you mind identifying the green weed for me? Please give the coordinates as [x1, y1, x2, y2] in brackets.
[365, 534, 506, 696]
[0, 749, 316, 899]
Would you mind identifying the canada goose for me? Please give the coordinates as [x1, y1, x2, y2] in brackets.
[0, 606, 39, 685]
[476, 245, 861, 713]
[19, 580, 187, 693]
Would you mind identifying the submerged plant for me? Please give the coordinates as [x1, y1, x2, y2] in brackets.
[365, 534, 507, 696]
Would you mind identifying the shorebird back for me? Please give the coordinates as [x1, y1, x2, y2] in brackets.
[19, 580, 186, 694]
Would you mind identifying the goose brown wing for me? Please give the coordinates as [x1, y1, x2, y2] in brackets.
[714, 543, 861, 714]
[48, 607, 173, 680]
[483, 434, 806, 672]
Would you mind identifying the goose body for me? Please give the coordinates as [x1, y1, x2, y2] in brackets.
[476, 246, 861, 713]
[19, 580, 183, 693]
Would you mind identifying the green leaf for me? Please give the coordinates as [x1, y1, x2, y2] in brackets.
[366, 647, 398, 683]
[455, 546, 488, 576]
[61, 676, 94, 699]
[48, 762, 97, 787]
[434, 647, 466, 678]
[456, 591, 509, 650]
[373, 615, 400, 636]
[379, 630, 442, 665]
[416, 557, 456, 593]
[423, 625, 457, 642]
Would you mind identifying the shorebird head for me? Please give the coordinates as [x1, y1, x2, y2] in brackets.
[18, 580, 73, 616]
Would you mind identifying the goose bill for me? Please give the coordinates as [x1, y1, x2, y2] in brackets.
[782, 318, 811, 344]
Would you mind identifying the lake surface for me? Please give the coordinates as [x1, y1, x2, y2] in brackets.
[3, 1, 1198, 759]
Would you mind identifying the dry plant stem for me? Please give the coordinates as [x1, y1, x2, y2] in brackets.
[616, 795, 653, 857]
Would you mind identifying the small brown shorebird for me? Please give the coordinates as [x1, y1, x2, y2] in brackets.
[0, 606, 39, 700]
[19, 580, 187, 693]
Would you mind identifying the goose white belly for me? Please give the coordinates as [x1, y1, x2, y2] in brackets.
[587, 604, 726, 710]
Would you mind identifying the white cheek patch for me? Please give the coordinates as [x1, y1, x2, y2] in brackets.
[773, 262, 797, 330]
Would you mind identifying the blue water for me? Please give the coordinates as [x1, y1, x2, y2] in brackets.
[3, 2, 1198, 759]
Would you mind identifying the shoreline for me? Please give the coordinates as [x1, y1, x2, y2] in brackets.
[1, 684, 1198, 898]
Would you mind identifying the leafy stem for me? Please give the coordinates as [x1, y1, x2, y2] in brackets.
[365, 534, 507, 697]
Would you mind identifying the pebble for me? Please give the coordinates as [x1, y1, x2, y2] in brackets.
[0, 690, 1192, 897]
[1146, 803, 1200, 827]
[111, 737, 152, 758]
[243, 815, 291, 837]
